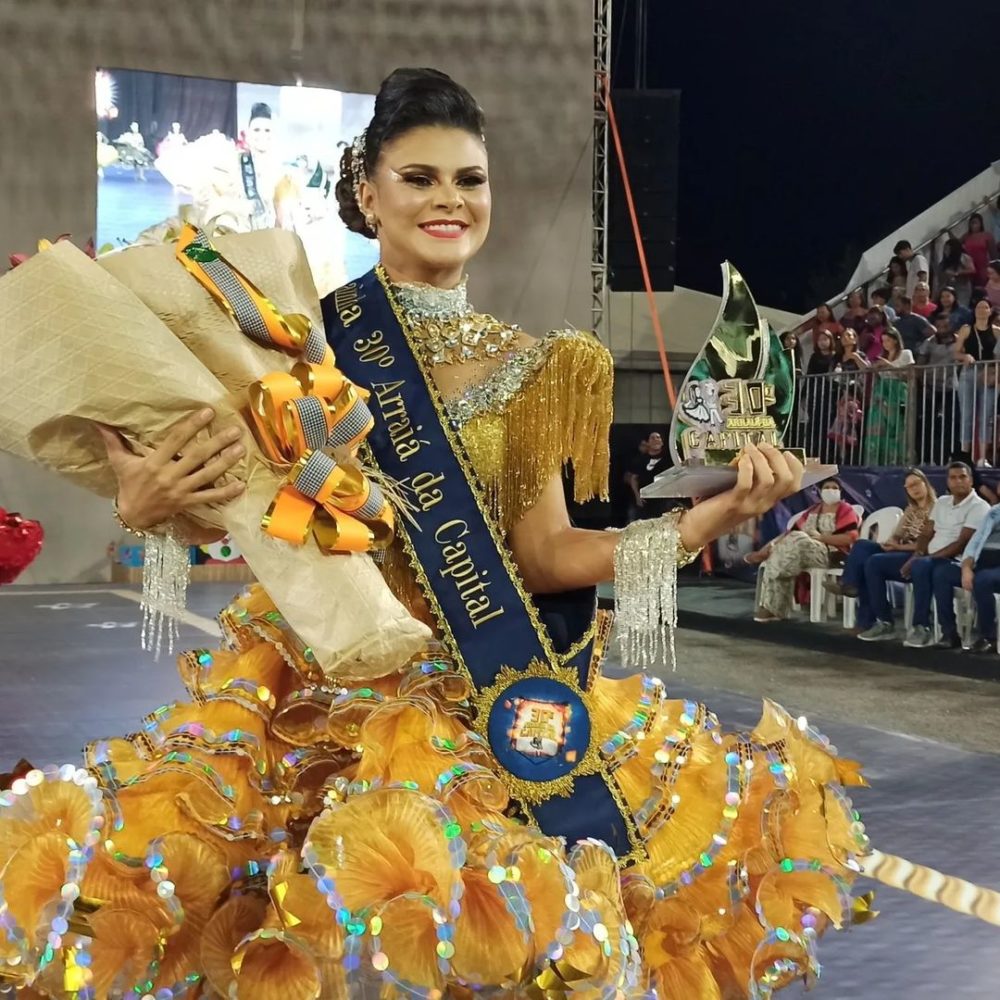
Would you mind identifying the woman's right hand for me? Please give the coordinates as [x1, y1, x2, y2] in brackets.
[97, 408, 246, 533]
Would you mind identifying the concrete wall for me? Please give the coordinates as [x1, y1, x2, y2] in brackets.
[0, 0, 593, 583]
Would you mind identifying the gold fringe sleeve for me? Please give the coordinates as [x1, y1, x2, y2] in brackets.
[376, 331, 613, 613]
[498, 330, 613, 529]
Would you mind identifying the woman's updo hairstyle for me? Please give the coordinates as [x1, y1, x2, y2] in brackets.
[336, 68, 486, 239]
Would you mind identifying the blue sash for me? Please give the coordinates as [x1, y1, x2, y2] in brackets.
[323, 269, 643, 861]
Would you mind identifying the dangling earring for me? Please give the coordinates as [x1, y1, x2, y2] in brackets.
[365, 213, 377, 231]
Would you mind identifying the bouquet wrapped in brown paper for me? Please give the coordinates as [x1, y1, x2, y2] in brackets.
[0, 237, 430, 679]
[98, 229, 319, 396]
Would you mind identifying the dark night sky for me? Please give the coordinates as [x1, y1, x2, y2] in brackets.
[614, 0, 1000, 311]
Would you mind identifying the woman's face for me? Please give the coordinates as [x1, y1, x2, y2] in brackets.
[975, 299, 992, 324]
[817, 304, 832, 322]
[820, 480, 841, 503]
[989, 265, 1000, 283]
[361, 126, 491, 286]
[914, 284, 929, 301]
[941, 289, 956, 309]
[905, 473, 927, 503]
[816, 331, 833, 354]
[784, 333, 797, 349]
[842, 329, 857, 348]
[847, 291, 863, 309]
[970, 215, 984, 233]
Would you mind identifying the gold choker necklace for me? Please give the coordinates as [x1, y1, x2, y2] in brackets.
[390, 274, 519, 367]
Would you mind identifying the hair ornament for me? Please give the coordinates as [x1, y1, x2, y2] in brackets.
[350, 129, 368, 205]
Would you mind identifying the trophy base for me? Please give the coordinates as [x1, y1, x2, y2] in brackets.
[641, 459, 839, 500]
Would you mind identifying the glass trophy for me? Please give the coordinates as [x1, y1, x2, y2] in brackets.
[642, 262, 837, 499]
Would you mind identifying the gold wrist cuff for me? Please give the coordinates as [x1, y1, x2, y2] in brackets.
[113, 495, 148, 537]
[663, 508, 703, 568]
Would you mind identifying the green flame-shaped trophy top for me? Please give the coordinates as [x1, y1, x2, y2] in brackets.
[643, 262, 830, 499]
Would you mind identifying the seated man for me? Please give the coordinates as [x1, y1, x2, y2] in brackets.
[903, 462, 989, 649]
[960, 502, 1000, 654]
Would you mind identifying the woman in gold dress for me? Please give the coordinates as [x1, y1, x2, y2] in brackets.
[2, 70, 883, 1000]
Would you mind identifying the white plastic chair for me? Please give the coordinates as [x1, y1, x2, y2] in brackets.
[996, 593, 1000, 653]
[952, 588, 976, 648]
[841, 506, 904, 627]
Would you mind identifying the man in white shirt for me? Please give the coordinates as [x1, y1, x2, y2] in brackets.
[902, 462, 990, 648]
[894, 240, 930, 299]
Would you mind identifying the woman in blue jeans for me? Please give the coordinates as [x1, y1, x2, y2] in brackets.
[954, 299, 999, 462]
[824, 469, 935, 630]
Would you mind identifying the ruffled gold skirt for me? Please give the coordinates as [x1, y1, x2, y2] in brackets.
[0, 587, 870, 999]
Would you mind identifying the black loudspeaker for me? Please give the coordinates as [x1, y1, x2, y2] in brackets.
[607, 89, 680, 292]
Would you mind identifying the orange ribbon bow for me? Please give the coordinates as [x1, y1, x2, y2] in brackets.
[174, 225, 394, 554]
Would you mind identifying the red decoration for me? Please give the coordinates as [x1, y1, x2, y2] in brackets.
[0, 508, 44, 585]
[8, 235, 96, 271]
[0, 759, 35, 789]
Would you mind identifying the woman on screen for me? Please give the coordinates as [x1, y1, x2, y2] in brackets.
[2, 69, 971, 999]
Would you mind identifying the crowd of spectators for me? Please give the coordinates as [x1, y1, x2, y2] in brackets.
[794, 206, 1000, 467]
[749, 462, 1000, 656]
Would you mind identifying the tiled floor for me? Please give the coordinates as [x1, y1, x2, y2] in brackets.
[1, 582, 998, 997]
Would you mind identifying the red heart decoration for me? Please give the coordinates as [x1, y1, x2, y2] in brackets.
[0, 508, 44, 585]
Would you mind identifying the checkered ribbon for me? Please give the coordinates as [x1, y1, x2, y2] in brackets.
[176, 226, 328, 363]
[174, 225, 393, 553]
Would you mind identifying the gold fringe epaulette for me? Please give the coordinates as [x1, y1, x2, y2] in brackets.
[375, 330, 613, 615]
[498, 330, 613, 526]
[456, 330, 613, 531]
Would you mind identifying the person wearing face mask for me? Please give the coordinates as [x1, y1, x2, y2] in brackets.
[747, 479, 861, 621]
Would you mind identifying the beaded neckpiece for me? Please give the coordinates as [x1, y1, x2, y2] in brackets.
[391, 278, 520, 367]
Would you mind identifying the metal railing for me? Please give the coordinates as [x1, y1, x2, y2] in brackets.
[785, 359, 1000, 468]
[786, 193, 1000, 337]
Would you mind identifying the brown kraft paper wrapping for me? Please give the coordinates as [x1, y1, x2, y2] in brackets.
[0, 240, 429, 678]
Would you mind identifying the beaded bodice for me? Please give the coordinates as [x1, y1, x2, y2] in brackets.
[390, 278, 600, 433]
[378, 278, 614, 620]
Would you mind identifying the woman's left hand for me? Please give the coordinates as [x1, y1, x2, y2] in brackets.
[678, 444, 804, 554]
